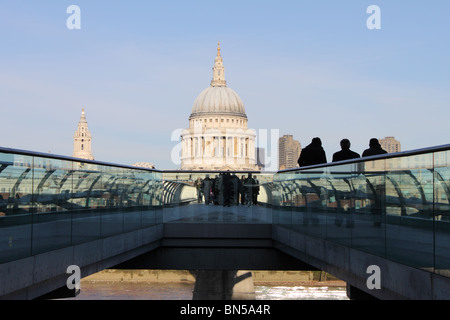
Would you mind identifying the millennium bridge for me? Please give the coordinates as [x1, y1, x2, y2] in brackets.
[0, 144, 449, 299]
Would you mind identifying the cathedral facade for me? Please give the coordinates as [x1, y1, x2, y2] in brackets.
[180, 43, 257, 171]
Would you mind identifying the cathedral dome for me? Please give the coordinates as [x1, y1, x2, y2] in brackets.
[180, 43, 257, 171]
[191, 86, 246, 117]
[190, 42, 247, 119]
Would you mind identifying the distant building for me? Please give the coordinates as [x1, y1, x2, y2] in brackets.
[73, 109, 94, 161]
[380, 136, 401, 154]
[278, 135, 301, 170]
[132, 162, 156, 169]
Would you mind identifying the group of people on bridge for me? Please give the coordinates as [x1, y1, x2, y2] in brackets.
[194, 172, 260, 207]
[298, 137, 388, 167]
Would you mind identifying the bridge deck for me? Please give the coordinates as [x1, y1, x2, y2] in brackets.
[163, 203, 272, 224]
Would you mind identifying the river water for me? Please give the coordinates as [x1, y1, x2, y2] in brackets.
[65, 281, 349, 300]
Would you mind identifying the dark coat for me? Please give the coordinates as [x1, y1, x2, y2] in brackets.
[362, 146, 387, 157]
[201, 177, 213, 195]
[332, 149, 360, 162]
[298, 143, 327, 167]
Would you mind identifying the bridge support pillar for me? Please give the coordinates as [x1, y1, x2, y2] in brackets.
[193, 270, 255, 300]
[346, 283, 377, 300]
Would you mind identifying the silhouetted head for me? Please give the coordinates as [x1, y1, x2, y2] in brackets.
[340, 139, 351, 150]
[311, 137, 322, 146]
[369, 138, 381, 147]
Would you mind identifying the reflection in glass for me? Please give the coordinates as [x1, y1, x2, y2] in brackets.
[272, 148, 450, 277]
[384, 154, 434, 269]
[0, 150, 164, 264]
[434, 151, 450, 277]
[32, 157, 74, 254]
[0, 152, 33, 262]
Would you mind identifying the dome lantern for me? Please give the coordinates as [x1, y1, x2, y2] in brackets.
[211, 41, 227, 87]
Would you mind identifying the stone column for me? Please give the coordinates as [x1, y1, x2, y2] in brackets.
[192, 270, 255, 300]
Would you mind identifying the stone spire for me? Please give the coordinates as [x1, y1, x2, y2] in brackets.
[79, 108, 87, 122]
[73, 108, 94, 161]
[211, 42, 227, 87]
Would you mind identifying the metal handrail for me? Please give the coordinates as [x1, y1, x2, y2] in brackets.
[2, 143, 449, 175]
[0, 146, 162, 173]
[278, 143, 450, 173]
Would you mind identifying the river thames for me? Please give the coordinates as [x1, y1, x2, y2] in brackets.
[64, 281, 349, 300]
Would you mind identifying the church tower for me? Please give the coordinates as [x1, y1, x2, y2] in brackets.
[73, 109, 94, 161]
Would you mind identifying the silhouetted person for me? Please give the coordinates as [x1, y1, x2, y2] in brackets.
[231, 173, 241, 205]
[252, 176, 260, 205]
[362, 138, 387, 157]
[212, 175, 219, 205]
[223, 172, 232, 207]
[244, 173, 256, 207]
[298, 137, 327, 167]
[332, 139, 360, 162]
[240, 175, 247, 205]
[216, 173, 224, 205]
[201, 175, 213, 205]
[0, 194, 5, 215]
[194, 177, 203, 203]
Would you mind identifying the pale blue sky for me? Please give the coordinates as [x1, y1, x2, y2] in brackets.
[0, 1, 449, 169]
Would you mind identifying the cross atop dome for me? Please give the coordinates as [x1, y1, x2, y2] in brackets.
[79, 108, 87, 123]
